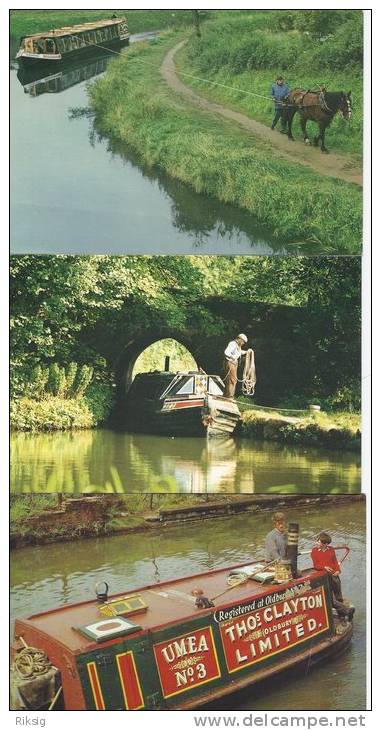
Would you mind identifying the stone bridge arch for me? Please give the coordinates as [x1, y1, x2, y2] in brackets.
[88, 297, 312, 409]
[114, 327, 207, 394]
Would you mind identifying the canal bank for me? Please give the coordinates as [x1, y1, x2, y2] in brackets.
[10, 494, 364, 548]
[10, 31, 285, 254]
[88, 31, 362, 253]
[10, 498, 366, 710]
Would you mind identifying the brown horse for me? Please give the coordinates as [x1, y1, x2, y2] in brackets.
[282, 89, 352, 153]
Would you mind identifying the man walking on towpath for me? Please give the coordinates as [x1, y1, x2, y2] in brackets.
[223, 333, 249, 398]
[271, 76, 290, 133]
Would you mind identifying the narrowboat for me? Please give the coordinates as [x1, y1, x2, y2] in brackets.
[10, 540, 354, 711]
[16, 17, 129, 65]
[125, 370, 241, 437]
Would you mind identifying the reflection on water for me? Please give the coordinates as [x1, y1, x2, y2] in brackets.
[10, 38, 317, 254]
[10, 428, 361, 493]
[10, 500, 366, 710]
[17, 54, 114, 97]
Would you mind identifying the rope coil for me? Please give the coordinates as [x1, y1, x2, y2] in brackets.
[13, 647, 51, 679]
[241, 348, 256, 397]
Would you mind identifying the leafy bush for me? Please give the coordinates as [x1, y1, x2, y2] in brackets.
[10, 397, 94, 431]
[312, 16, 364, 69]
[84, 382, 116, 423]
[72, 365, 94, 399]
[293, 11, 350, 38]
[322, 381, 361, 412]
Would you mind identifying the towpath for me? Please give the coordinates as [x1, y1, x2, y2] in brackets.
[160, 40, 362, 187]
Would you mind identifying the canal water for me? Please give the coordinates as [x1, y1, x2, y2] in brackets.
[11, 429, 361, 493]
[10, 500, 366, 710]
[11, 36, 315, 255]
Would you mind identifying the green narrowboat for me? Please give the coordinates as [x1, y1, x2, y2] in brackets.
[11, 557, 354, 711]
[16, 17, 129, 65]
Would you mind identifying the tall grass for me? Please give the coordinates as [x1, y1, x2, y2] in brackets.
[182, 11, 363, 158]
[88, 35, 362, 252]
[10, 9, 196, 40]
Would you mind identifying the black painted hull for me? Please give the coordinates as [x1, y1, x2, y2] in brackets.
[126, 400, 241, 438]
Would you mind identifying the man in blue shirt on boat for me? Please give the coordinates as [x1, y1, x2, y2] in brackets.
[271, 76, 290, 133]
[265, 512, 288, 562]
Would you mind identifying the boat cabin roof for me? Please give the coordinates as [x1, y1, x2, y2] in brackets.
[16, 562, 321, 655]
[130, 371, 225, 399]
[21, 18, 126, 41]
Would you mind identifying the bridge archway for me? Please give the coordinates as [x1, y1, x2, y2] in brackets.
[132, 338, 197, 380]
[114, 328, 207, 395]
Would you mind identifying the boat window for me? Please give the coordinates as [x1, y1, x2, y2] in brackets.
[176, 378, 195, 396]
[46, 39, 56, 54]
[33, 40, 45, 54]
[194, 374, 209, 395]
[209, 378, 224, 396]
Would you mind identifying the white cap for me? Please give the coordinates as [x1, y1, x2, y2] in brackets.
[237, 333, 248, 343]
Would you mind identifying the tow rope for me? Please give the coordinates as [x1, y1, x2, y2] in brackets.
[67, 33, 336, 110]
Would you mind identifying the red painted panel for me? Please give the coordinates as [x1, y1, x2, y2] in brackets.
[153, 626, 221, 699]
[116, 651, 144, 710]
[174, 400, 204, 410]
[219, 585, 330, 674]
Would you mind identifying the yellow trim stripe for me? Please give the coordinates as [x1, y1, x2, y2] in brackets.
[87, 661, 105, 710]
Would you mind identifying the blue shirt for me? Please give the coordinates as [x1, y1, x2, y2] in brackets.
[271, 83, 290, 108]
[265, 528, 288, 562]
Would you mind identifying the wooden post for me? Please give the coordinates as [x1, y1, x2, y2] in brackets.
[287, 523, 299, 577]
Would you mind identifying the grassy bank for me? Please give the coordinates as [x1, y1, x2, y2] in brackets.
[9, 494, 225, 546]
[240, 408, 361, 451]
[10, 9, 197, 40]
[181, 11, 362, 159]
[88, 33, 362, 252]
[11, 494, 363, 547]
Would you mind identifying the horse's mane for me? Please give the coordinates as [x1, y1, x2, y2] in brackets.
[324, 91, 346, 104]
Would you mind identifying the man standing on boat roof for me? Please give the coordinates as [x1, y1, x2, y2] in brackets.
[271, 76, 290, 133]
[223, 333, 249, 398]
[265, 512, 288, 563]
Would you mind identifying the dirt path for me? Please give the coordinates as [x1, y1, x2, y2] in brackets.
[160, 41, 362, 187]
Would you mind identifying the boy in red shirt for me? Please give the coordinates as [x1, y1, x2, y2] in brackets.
[311, 532, 354, 621]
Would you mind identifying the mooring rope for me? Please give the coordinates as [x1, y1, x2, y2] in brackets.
[237, 402, 309, 416]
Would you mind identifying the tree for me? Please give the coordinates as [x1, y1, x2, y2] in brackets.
[193, 10, 201, 37]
